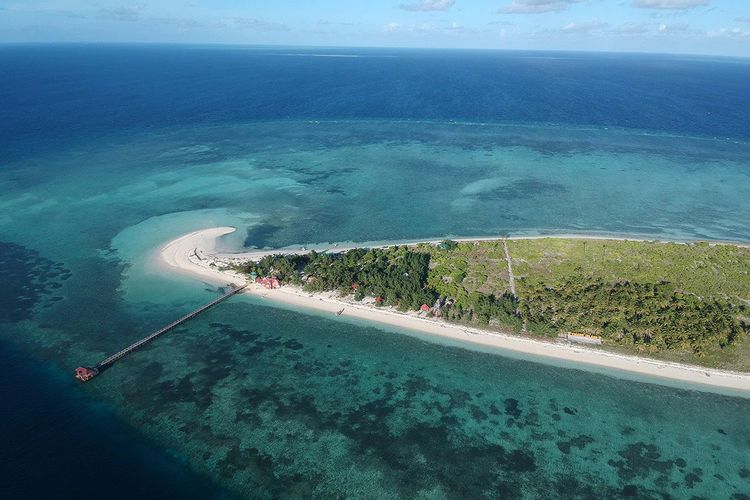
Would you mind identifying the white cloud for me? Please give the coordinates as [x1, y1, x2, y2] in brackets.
[707, 27, 750, 40]
[559, 20, 609, 33]
[735, 17, 750, 24]
[608, 22, 691, 35]
[382, 20, 475, 35]
[153, 17, 202, 29]
[610, 22, 652, 34]
[218, 17, 289, 31]
[98, 4, 145, 22]
[657, 22, 689, 32]
[632, 0, 709, 10]
[383, 21, 434, 33]
[383, 22, 403, 33]
[399, 0, 455, 12]
[445, 21, 479, 34]
[499, 0, 584, 14]
[538, 19, 609, 35]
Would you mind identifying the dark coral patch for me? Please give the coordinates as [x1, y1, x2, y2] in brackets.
[556, 435, 594, 455]
[209, 322, 260, 343]
[497, 448, 536, 473]
[243, 222, 284, 249]
[607, 442, 675, 481]
[522, 410, 540, 429]
[504, 398, 522, 418]
[621, 484, 639, 497]
[684, 470, 703, 488]
[283, 339, 304, 350]
[242, 345, 265, 357]
[403, 375, 431, 398]
[507, 449, 536, 473]
[548, 399, 560, 412]
[470, 405, 488, 422]
[0, 241, 70, 323]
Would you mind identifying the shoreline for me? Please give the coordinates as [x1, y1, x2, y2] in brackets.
[157, 226, 750, 395]
[211, 230, 750, 265]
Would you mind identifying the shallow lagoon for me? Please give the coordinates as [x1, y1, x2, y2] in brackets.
[91, 298, 750, 498]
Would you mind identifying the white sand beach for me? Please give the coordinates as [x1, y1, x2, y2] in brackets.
[158, 227, 750, 394]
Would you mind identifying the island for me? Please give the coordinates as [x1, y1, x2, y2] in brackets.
[159, 227, 750, 392]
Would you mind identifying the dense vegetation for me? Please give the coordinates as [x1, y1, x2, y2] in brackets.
[241, 247, 436, 311]
[237, 238, 750, 361]
[520, 278, 744, 355]
[238, 246, 519, 323]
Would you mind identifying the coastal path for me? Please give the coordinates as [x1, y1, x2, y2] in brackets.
[503, 239, 517, 297]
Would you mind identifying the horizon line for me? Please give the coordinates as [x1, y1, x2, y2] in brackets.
[1, 41, 748, 61]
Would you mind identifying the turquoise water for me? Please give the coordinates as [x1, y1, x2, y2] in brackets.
[2, 119, 750, 497]
[88, 299, 750, 498]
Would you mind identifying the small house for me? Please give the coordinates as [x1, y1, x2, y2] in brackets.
[420, 304, 431, 312]
[256, 276, 281, 289]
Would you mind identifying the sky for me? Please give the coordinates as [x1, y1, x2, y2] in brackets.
[0, 1, 749, 57]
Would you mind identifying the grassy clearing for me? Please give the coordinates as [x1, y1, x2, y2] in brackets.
[420, 241, 512, 299]
[507, 238, 750, 303]
[421, 238, 750, 370]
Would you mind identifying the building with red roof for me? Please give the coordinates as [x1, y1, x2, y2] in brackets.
[256, 277, 281, 289]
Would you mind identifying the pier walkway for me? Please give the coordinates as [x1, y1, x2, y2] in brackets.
[75, 283, 247, 381]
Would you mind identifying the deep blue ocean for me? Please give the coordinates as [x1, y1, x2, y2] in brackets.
[3, 45, 750, 157]
[1, 45, 749, 498]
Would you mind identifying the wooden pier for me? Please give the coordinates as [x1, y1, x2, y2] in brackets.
[75, 283, 247, 381]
